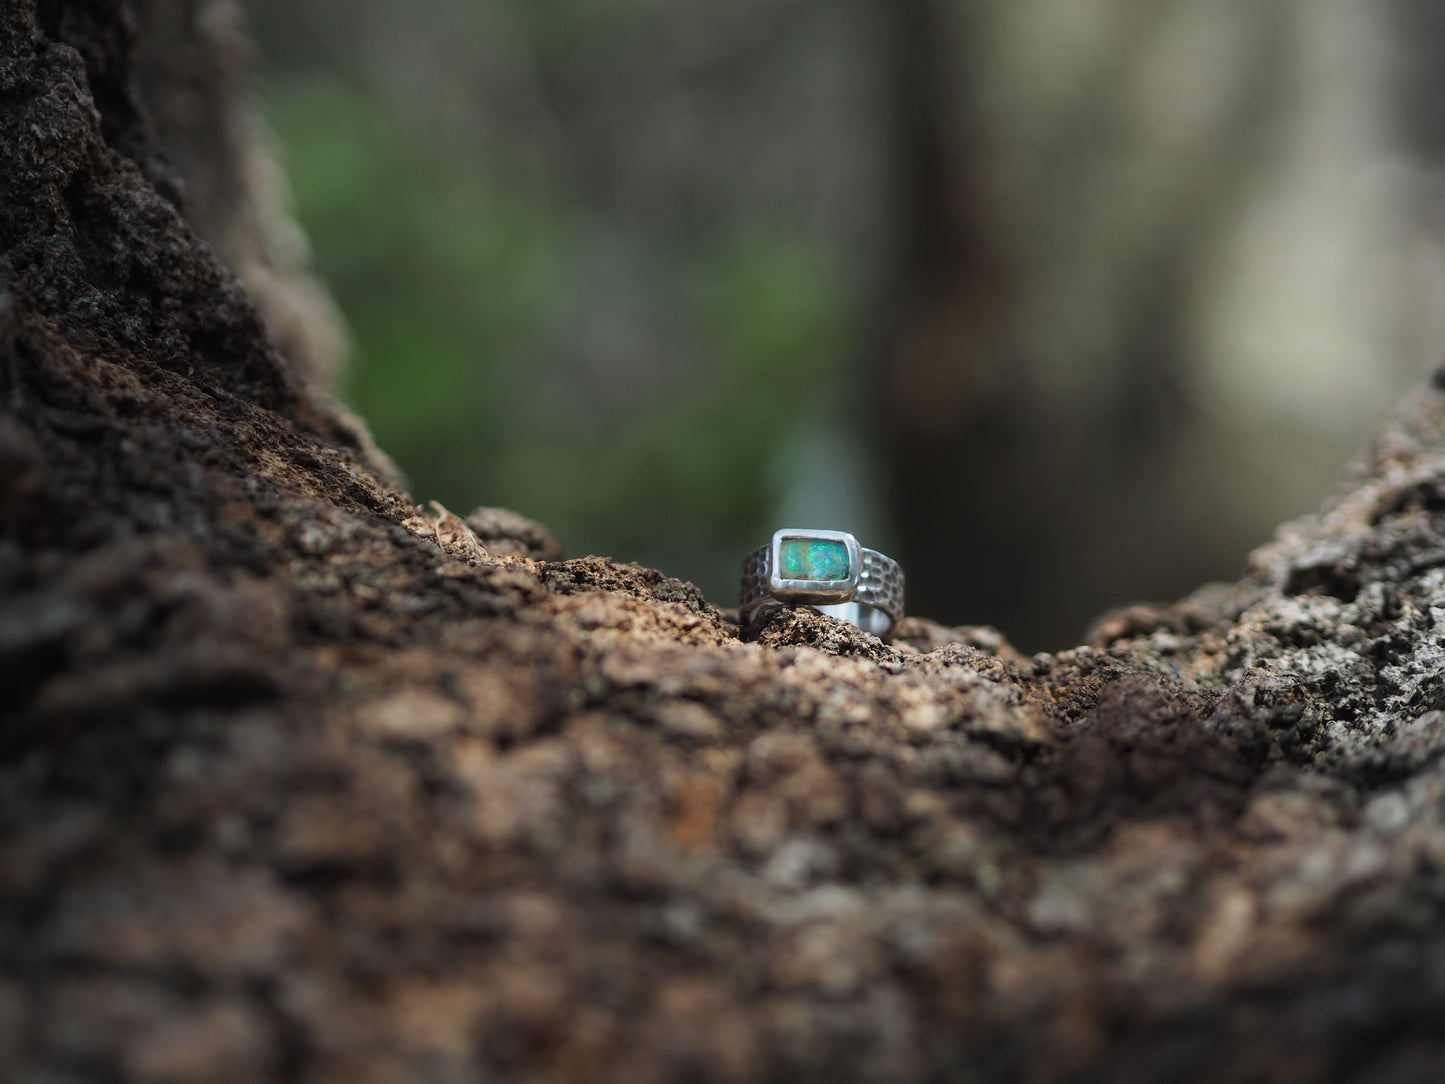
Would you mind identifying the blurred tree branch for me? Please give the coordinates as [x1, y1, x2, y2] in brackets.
[877, 0, 1429, 650]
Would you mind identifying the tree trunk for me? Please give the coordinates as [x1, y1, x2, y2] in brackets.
[878, 1, 1430, 652]
[6, 3, 1445, 1082]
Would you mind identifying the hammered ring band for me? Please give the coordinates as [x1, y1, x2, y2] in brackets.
[739, 528, 904, 639]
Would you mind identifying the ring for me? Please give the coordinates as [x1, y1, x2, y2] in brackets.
[739, 528, 905, 638]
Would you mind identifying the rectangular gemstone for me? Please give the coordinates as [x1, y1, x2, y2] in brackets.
[779, 537, 850, 581]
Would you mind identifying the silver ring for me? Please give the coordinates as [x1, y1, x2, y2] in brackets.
[739, 528, 905, 638]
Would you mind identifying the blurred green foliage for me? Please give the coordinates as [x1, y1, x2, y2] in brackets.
[265, 73, 852, 603]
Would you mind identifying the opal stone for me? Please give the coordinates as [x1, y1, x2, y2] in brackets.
[779, 537, 850, 581]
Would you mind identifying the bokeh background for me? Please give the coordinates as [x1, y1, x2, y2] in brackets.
[242, 0, 1445, 651]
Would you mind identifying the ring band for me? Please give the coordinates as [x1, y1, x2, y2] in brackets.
[739, 528, 905, 638]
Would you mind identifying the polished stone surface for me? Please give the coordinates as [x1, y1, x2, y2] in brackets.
[779, 537, 850, 581]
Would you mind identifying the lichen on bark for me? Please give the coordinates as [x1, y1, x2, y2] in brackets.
[5, 3, 1445, 1082]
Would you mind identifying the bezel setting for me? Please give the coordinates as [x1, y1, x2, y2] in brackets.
[768, 528, 862, 605]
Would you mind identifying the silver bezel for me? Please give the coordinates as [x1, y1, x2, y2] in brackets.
[768, 528, 861, 605]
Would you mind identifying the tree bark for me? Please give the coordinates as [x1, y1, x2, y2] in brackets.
[6, 3, 1445, 1082]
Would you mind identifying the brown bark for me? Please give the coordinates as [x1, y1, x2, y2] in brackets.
[6, 3, 1445, 1082]
[126, 0, 348, 396]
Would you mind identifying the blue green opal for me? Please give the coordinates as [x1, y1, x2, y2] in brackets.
[779, 537, 850, 581]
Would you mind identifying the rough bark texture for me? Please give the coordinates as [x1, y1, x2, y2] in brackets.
[127, 0, 348, 396]
[6, 3, 1445, 1082]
